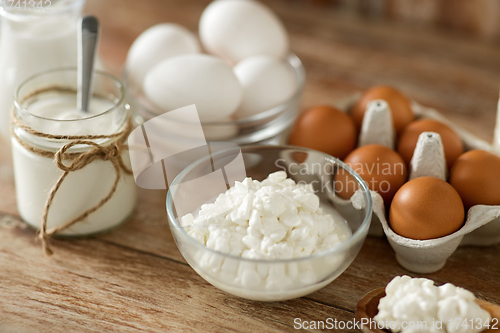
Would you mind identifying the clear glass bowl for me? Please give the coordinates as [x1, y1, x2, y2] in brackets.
[166, 145, 372, 301]
[124, 54, 305, 145]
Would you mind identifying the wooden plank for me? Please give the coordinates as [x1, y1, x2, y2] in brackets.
[0, 215, 355, 333]
[0, 137, 17, 217]
[270, 3, 500, 140]
[96, 188, 184, 262]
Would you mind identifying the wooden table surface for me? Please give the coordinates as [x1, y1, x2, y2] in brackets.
[1, 0, 499, 332]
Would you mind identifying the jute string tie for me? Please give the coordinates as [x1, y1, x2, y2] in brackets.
[11, 109, 133, 255]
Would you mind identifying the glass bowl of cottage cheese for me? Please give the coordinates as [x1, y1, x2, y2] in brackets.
[166, 145, 372, 301]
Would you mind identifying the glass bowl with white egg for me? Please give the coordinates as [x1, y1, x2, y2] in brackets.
[123, 0, 305, 145]
[166, 145, 372, 301]
[125, 54, 304, 145]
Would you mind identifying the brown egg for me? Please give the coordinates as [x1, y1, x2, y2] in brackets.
[289, 105, 357, 160]
[335, 144, 408, 205]
[449, 150, 500, 210]
[397, 119, 464, 170]
[389, 176, 464, 240]
[351, 86, 414, 136]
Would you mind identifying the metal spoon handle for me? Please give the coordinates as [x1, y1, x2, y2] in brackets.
[77, 16, 100, 113]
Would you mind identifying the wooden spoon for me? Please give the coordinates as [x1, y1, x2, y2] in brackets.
[356, 287, 500, 333]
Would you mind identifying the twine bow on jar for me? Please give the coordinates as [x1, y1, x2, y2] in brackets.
[11, 110, 133, 255]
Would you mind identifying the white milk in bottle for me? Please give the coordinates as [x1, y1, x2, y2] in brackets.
[0, 0, 103, 140]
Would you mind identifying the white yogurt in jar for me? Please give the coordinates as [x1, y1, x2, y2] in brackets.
[181, 171, 352, 300]
[12, 94, 137, 236]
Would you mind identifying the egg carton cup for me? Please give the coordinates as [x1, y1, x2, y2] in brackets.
[351, 190, 500, 273]
[332, 93, 500, 246]
[329, 184, 499, 273]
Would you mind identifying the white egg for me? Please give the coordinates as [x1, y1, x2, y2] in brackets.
[143, 54, 242, 122]
[199, 0, 289, 64]
[126, 23, 200, 86]
[233, 55, 297, 118]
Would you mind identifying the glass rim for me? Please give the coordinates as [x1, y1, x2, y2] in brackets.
[166, 144, 373, 264]
[14, 67, 126, 123]
[125, 53, 306, 127]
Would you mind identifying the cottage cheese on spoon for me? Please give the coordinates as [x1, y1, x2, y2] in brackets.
[375, 276, 492, 333]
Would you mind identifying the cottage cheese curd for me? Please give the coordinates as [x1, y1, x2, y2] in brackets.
[180, 171, 352, 300]
[375, 276, 492, 333]
[182, 171, 350, 259]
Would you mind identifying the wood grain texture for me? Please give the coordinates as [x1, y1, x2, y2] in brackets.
[305, 0, 500, 41]
[0, 216, 355, 333]
[0, 0, 499, 331]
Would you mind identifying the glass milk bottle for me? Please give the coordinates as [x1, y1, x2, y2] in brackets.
[0, 0, 85, 139]
[11, 68, 137, 254]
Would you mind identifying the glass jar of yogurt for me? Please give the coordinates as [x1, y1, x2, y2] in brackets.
[11, 68, 137, 246]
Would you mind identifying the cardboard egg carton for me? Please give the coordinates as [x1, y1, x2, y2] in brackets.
[329, 93, 500, 273]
